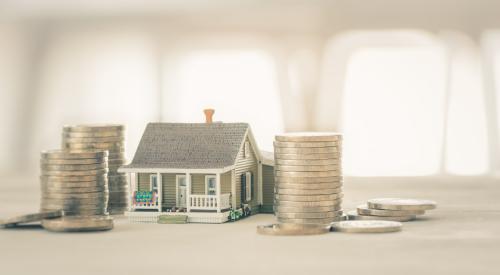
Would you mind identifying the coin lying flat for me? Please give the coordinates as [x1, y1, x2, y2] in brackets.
[41, 150, 108, 160]
[276, 182, 342, 190]
[346, 210, 415, 222]
[275, 153, 341, 160]
[357, 204, 425, 216]
[274, 176, 342, 184]
[63, 124, 125, 132]
[367, 198, 437, 211]
[273, 141, 341, 148]
[275, 132, 342, 142]
[330, 220, 402, 233]
[275, 164, 340, 172]
[275, 187, 342, 195]
[257, 223, 331, 236]
[41, 216, 114, 232]
[275, 170, 341, 177]
[274, 147, 339, 154]
[0, 210, 63, 227]
[275, 159, 340, 166]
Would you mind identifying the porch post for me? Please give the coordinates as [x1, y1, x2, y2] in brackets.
[157, 172, 162, 212]
[128, 172, 134, 211]
[216, 173, 221, 213]
[186, 173, 191, 212]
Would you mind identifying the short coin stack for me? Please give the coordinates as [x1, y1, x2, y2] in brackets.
[350, 198, 437, 222]
[40, 150, 113, 232]
[274, 132, 344, 225]
[62, 124, 129, 214]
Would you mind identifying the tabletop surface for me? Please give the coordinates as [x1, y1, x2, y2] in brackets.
[1, 176, 499, 275]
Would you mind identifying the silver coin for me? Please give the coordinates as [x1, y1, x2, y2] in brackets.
[275, 164, 340, 172]
[274, 205, 341, 213]
[59, 209, 108, 216]
[41, 203, 107, 211]
[330, 220, 402, 233]
[41, 150, 108, 160]
[275, 176, 342, 184]
[0, 210, 63, 227]
[277, 211, 343, 219]
[41, 180, 107, 188]
[41, 163, 107, 171]
[41, 215, 114, 232]
[275, 159, 340, 166]
[41, 168, 108, 177]
[367, 198, 437, 211]
[41, 157, 108, 165]
[63, 124, 125, 132]
[276, 182, 342, 190]
[275, 170, 341, 177]
[63, 136, 125, 143]
[275, 132, 342, 142]
[357, 204, 425, 216]
[41, 196, 108, 203]
[275, 153, 341, 160]
[41, 189, 109, 197]
[275, 187, 342, 195]
[257, 223, 331, 236]
[277, 217, 338, 225]
[274, 200, 341, 207]
[63, 130, 124, 138]
[63, 143, 124, 151]
[42, 185, 108, 193]
[346, 210, 415, 222]
[273, 141, 341, 148]
[275, 193, 343, 202]
[41, 175, 107, 184]
[274, 147, 340, 155]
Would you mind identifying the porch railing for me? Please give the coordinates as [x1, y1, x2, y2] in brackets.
[190, 193, 231, 211]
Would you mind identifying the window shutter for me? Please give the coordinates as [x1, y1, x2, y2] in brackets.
[250, 172, 254, 201]
[241, 173, 246, 204]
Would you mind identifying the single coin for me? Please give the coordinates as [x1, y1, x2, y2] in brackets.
[41, 163, 107, 171]
[274, 200, 341, 207]
[41, 197, 108, 204]
[0, 210, 63, 227]
[275, 153, 341, 160]
[41, 177, 107, 186]
[277, 217, 339, 225]
[330, 220, 402, 233]
[63, 124, 125, 132]
[276, 182, 342, 190]
[63, 142, 124, 150]
[274, 147, 339, 155]
[58, 209, 108, 216]
[357, 204, 425, 216]
[41, 157, 108, 165]
[277, 211, 343, 219]
[275, 176, 342, 184]
[275, 193, 343, 202]
[275, 187, 342, 195]
[40, 204, 107, 211]
[346, 210, 415, 222]
[275, 132, 342, 142]
[62, 136, 125, 143]
[273, 141, 341, 148]
[257, 223, 331, 236]
[41, 185, 108, 193]
[275, 164, 340, 172]
[41, 168, 108, 177]
[41, 216, 114, 232]
[275, 159, 340, 166]
[275, 205, 341, 213]
[41, 150, 108, 160]
[41, 181, 107, 189]
[41, 190, 109, 198]
[275, 170, 341, 177]
[63, 131, 124, 138]
[367, 198, 437, 211]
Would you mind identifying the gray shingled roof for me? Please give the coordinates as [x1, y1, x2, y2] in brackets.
[123, 122, 249, 169]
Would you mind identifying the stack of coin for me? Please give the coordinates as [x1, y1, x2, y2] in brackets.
[350, 198, 437, 221]
[62, 124, 129, 214]
[40, 150, 113, 232]
[274, 132, 344, 225]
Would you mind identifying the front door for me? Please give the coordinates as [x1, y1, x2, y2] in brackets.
[177, 175, 187, 208]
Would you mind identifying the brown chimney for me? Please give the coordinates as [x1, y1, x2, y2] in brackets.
[204, 108, 215, 123]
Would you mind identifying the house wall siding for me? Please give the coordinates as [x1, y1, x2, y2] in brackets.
[137, 173, 154, 191]
[234, 136, 259, 212]
[262, 164, 275, 213]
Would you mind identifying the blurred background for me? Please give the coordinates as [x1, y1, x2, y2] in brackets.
[1, 0, 499, 179]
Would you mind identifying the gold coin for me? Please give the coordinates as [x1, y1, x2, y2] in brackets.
[275, 132, 342, 142]
[357, 204, 425, 216]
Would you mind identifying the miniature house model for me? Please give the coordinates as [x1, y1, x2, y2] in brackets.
[119, 109, 275, 223]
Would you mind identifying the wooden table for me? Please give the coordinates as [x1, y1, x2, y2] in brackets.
[1, 176, 499, 275]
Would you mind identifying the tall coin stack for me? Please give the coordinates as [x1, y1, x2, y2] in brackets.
[62, 124, 129, 215]
[40, 150, 114, 232]
[274, 132, 344, 225]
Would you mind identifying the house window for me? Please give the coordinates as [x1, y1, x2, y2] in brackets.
[244, 141, 250, 158]
[245, 172, 252, 202]
[150, 174, 158, 193]
[205, 175, 216, 195]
